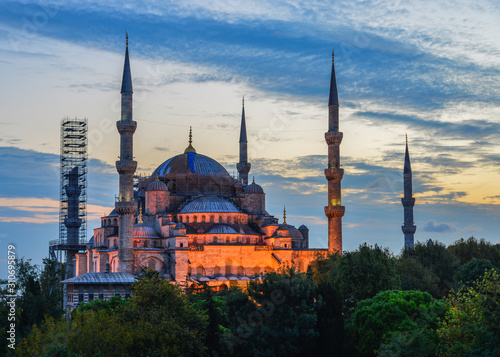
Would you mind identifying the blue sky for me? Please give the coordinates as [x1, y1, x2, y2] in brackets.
[1, 0, 499, 274]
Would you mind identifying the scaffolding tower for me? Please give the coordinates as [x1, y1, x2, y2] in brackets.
[50, 117, 88, 274]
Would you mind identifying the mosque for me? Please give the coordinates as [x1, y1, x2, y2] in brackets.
[63, 37, 414, 310]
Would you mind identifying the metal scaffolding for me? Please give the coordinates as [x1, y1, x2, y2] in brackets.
[50, 117, 88, 264]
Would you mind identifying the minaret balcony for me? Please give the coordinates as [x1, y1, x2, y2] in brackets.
[401, 197, 415, 206]
[64, 217, 83, 228]
[325, 131, 343, 145]
[402, 225, 416, 234]
[324, 205, 345, 218]
[325, 167, 344, 181]
[115, 201, 137, 215]
[116, 120, 137, 134]
[116, 159, 137, 174]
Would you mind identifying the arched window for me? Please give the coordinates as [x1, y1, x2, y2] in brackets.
[179, 216, 183, 222]
[219, 216, 223, 223]
[213, 236, 218, 243]
[196, 266, 203, 275]
[113, 218, 117, 225]
[237, 266, 244, 276]
[210, 215, 214, 222]
[144, 240, 149, 248]
[186, 216, 189, 223]
[201, 215, 206, 222]
[214, 266, 221, 275]
[193, 216, 197, 222]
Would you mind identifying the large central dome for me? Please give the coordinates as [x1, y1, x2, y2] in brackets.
[152, 152, 230, 177]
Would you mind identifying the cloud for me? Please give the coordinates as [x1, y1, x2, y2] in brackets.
[421, 220, 457, 233]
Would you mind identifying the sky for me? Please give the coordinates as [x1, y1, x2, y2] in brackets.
[0, 0, 499, 274]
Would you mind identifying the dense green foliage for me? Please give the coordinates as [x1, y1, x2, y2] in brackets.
[438, 269, 500, 356]
[350, 290, 445, 356]
[14, 237, 500, 356]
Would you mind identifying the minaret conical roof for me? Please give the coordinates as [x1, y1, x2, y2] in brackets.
[239, 97, 247, 142]
[329, 50, 339, 105]
[121, 33, 133, 94]
[404, 135, 412, 174]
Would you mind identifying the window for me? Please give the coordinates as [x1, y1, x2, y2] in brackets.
[210, 215, 214, 222]
[180, 243, 184, 248]
[193, 216, 197, 222]
[213, 236, 218, 243]
[237, 266, 244, 276]
[125, 285, 131, 298]
[99, 286, 104, 300]
[144, 240, 148, 248]
[179, 216, 183, 222]
[196, 266, 203, 275]
[214, 266, 220, 275]
[153, 241, 157, 248]
[113, 218, 117, 225]
[186, 216, 189, 223]
[89, 286, 94, 301]
[115, 286, 121, 297]
[114, 239, 117, 247]
[201, 215, 206, 222]
[219, 216, 223, 223]
[78, 286, 84, 304]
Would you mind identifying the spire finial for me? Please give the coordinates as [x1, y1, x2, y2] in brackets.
[332, 49, 335, 62]
[184, 126, 196, 153]
[252, 176, 255, 184]
[242, 96, 245, 107]
[283, 206, 287, 225]
[138, 206, 143, 224]
[156, 174, 159, 181]
[406, 133, 408, 146]
[126, 31, 128, 47]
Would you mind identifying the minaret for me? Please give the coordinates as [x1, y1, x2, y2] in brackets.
[324, 50, 345, 254]
[64, 167, 82, 278]
[237, 97, 251, 185]
[402, 136, 416, 248]
[115, 34, 137, 274]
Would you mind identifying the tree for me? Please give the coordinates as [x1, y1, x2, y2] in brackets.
[448, 236, 500, 268]
[454, 258, 499, 287]
[396, 257, 440, 297]
[351, 290, 445, 357]
[438, 269, 500, 356]
[17, 274, 208, 357]
[402, 240, 459, 296]
[339, 243, 400, 314]
[224, 269, 321, 357]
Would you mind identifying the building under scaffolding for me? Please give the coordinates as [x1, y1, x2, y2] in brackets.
[49, 117, 88, 278]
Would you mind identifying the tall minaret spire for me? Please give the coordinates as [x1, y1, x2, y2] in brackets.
[402, 135, 416, 248]
[324, 50, 345, 254]
[237, 97, 251, 185]
[115, 34, 137, 274]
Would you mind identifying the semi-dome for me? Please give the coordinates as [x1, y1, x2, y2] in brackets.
[244, 182, 264, 194]
[152, 152, 230, 177]
[207, 224, 238, 234]
[180, 196, 239, 213]
[298, 224, 309, 230]
[147, 180, 168, 191]
[133, 224, 159, 238]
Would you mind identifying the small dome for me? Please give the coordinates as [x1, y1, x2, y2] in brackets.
[244, 182, 264, 194]
[207, 224, 238, 234]
[277, 224, 304, 239]
[175, 223, 186, 229]
[180, 196, 239, 213]
[147, 180, 168, 191]
[133, 224, 158, 238]
[298, 224, 309, 230]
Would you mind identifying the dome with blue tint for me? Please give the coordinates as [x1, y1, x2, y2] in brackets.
[244, 182, 264, 194]
[152, 153, 230, 177]
[180, 196, 239, 213]
[147, 180, 168, 191]
[207, 225, 238, 234]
